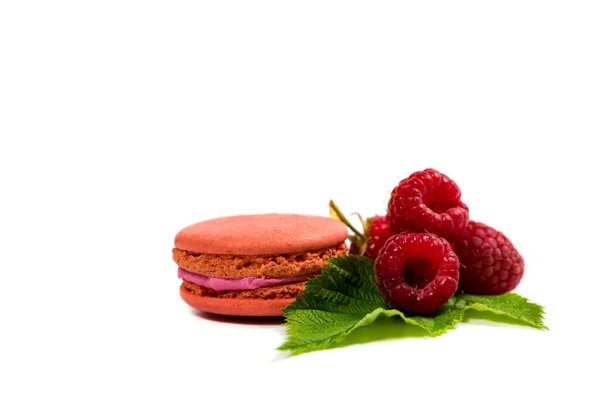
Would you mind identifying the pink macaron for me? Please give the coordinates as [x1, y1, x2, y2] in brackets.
[173, 214, 348, 316]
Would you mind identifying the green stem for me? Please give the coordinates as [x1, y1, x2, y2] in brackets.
[329, 200, 366, 240]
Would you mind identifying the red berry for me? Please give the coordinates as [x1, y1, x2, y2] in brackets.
[453, 221, 524, 295]
[365, 216, 392, 259]
[387, 168, 469, 240]
[374, 233, 460, 315]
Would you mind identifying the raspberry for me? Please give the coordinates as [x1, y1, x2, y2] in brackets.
[365, 216, 392, 259]
[374, 233, 460, 315]
[387, 168, 469, 240]
[453, 221, 524, 295]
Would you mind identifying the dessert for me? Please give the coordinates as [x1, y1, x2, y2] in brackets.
[173, 214, 348, 316]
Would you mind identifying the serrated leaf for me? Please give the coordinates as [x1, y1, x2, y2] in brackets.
[279, 255, 464, 355]
[278, 255, 385, 355]
[278, 255, 547, 356]
[456, 293, 547, 329]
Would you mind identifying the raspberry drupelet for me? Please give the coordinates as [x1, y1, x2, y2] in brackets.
[365, 216, 392, 259]
[387, 168, 469, 240]
[453, 221, 524, 295]
[374, 233, 460, 315]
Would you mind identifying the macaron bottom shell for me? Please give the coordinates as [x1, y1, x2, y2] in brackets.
[180, 286, 293, 317]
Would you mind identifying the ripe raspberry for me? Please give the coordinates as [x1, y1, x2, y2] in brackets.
[453, 221, 524, 295]
[374, 233, 460, 315]
[365, 216, 392, 259]
[387, 168, 469, 240]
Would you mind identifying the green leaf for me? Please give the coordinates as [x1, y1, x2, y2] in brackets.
[455, 293, 548, 330]
[278, 255, 547, 356]
[278, 255, 386, 355]
[354, 306, 466, 337]
[278, 255, 464, 355]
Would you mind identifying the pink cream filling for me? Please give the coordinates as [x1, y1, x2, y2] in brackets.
[178, 268, 315, 291]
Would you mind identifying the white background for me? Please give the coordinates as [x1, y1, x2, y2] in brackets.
[1, 1, 599, 399]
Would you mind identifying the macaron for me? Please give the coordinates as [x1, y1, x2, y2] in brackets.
[173, 214, 348, 317]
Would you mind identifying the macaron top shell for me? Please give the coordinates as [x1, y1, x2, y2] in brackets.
[175, 213, 348, 255]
